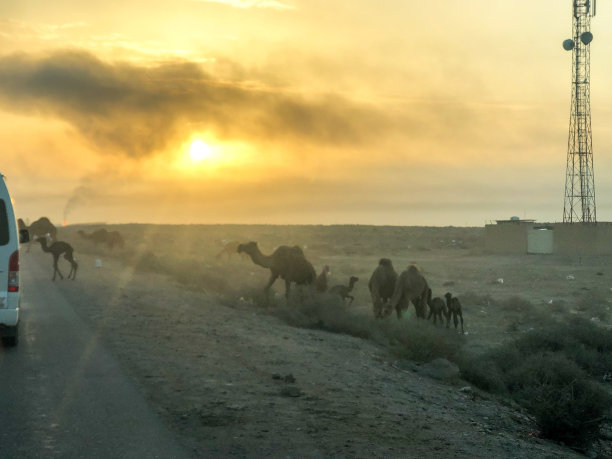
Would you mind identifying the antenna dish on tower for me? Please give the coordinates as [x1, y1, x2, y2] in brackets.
[580, 31, 593, 45]
[563, 39, 575, 51]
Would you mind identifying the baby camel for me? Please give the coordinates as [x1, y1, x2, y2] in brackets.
[444, 292, 464, 334]
[315, 265, 330, 292]
[38, 237, 78, 281]
[329, 276, 359, 306]
[426, 288, 448, 326]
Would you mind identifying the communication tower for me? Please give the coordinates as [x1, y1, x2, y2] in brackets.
[562, 0, 597, 222]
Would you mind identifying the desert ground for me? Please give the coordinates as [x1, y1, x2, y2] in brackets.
[22, 224, 612, 458]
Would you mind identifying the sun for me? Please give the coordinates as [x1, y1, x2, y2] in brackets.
[189, 139, 212, 161]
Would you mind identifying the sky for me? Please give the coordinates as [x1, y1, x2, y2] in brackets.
[1, 0, 612, 226]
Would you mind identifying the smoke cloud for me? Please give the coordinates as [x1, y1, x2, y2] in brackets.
[0, 50, 396, 158]
[63, 182, 99, 222]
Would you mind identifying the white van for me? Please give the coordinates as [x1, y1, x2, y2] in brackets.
[0, 174, 27, 346]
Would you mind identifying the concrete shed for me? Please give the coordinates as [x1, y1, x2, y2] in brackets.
[485, 220, 612, 255]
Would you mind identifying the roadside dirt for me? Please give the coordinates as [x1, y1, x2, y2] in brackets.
[23, 234, 605, 459]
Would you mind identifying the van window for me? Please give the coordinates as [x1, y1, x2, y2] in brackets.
[0, 200, 9, 245]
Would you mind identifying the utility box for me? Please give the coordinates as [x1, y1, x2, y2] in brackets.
[527, 227, 554, 254]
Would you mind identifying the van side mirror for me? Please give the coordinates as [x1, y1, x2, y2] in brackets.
[19, 229, 29, 244]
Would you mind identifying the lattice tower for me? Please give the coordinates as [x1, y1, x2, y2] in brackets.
[563, 0, 596, 223]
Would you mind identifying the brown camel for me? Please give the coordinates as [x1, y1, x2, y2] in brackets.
[38, 237, 78, 281]
[78, 228, 107, 244]
[315, 265, 330, 292]
[329, 276, 359, 306]
[444, 292, 465, 334]
[106, 230, 124, 249]
[19, 217, 57, 252]
[388, 265, 429, 319]
[426, 288, 448, 326]
[78, 228, 124, 249]
[368, 258, 398, 318]
[237, 241, 316, 299]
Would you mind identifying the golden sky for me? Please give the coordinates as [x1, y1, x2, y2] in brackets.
[1, 0, 612, 225]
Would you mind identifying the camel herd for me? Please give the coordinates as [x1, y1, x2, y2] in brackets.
[237, 241, 465, 332]
[18, 217, 124, 282]
[19, 223, 464, 331]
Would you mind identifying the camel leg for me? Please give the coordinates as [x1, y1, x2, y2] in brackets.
[453, 312, 459, 330]
[284, 279, 291, 299]
[414, 298, 424, 318]
[459, 312, 464, 334]
[68, 261, 78, 280]
[427, 308, 434, 321]
[373, 301, 382, 318]
[347, 295, 354, 306]
[52, 255, 64, 281]
[264, 272, 279, 296]
[372, 292, 383, 318]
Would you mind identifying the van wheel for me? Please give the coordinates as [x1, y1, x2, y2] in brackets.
[2, 327, 18, 347]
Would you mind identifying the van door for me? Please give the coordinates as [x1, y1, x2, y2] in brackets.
[0, 199, 10, 308]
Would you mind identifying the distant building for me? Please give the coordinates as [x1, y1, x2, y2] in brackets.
[484, 219, 612, 255]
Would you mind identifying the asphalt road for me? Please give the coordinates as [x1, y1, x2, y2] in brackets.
[0, 255, 193, 459]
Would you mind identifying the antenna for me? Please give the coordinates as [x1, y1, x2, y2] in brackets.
[562, 0, 597, 223]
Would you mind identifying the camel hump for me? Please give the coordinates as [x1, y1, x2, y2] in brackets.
[378, 258, 392, 267]
[273, 245, 303, 257]
[399, 265, 427, 290]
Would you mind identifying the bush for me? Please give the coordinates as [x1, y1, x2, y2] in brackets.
[271, 292, 464, 363]
[504, 353, 611, 445]
[460, 320, 612, 446]
[513, 319, 612, 378]
[458, 354, 507, 394]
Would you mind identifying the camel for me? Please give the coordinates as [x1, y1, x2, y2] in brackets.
[19, 217, 57, 252]
[388, 265, 429, 319]
[237, 241, 316, 299]
[329, 276, 359, 306]
[426, 288, 448, 326]
[78, 228, 108, 244]
[315, 265, 330, 292]
[78, 228, 124, 249]
[106, 231, 124, 249]
[444, 292, 465, 334]
[37, 236, 78, 281]
[368, 258, 398, 318]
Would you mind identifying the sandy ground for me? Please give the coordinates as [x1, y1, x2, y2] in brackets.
[21, 225, 612, 458]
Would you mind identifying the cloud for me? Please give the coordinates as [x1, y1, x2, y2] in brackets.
[0, 50, 396, 158]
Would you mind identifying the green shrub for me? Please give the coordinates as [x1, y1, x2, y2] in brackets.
[460, 320, 612, 446]
[513, 319, 612, 378]
[458, 354, 507, 394]
[504, 353, 611, 445]
[272, 292, 464, 363]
